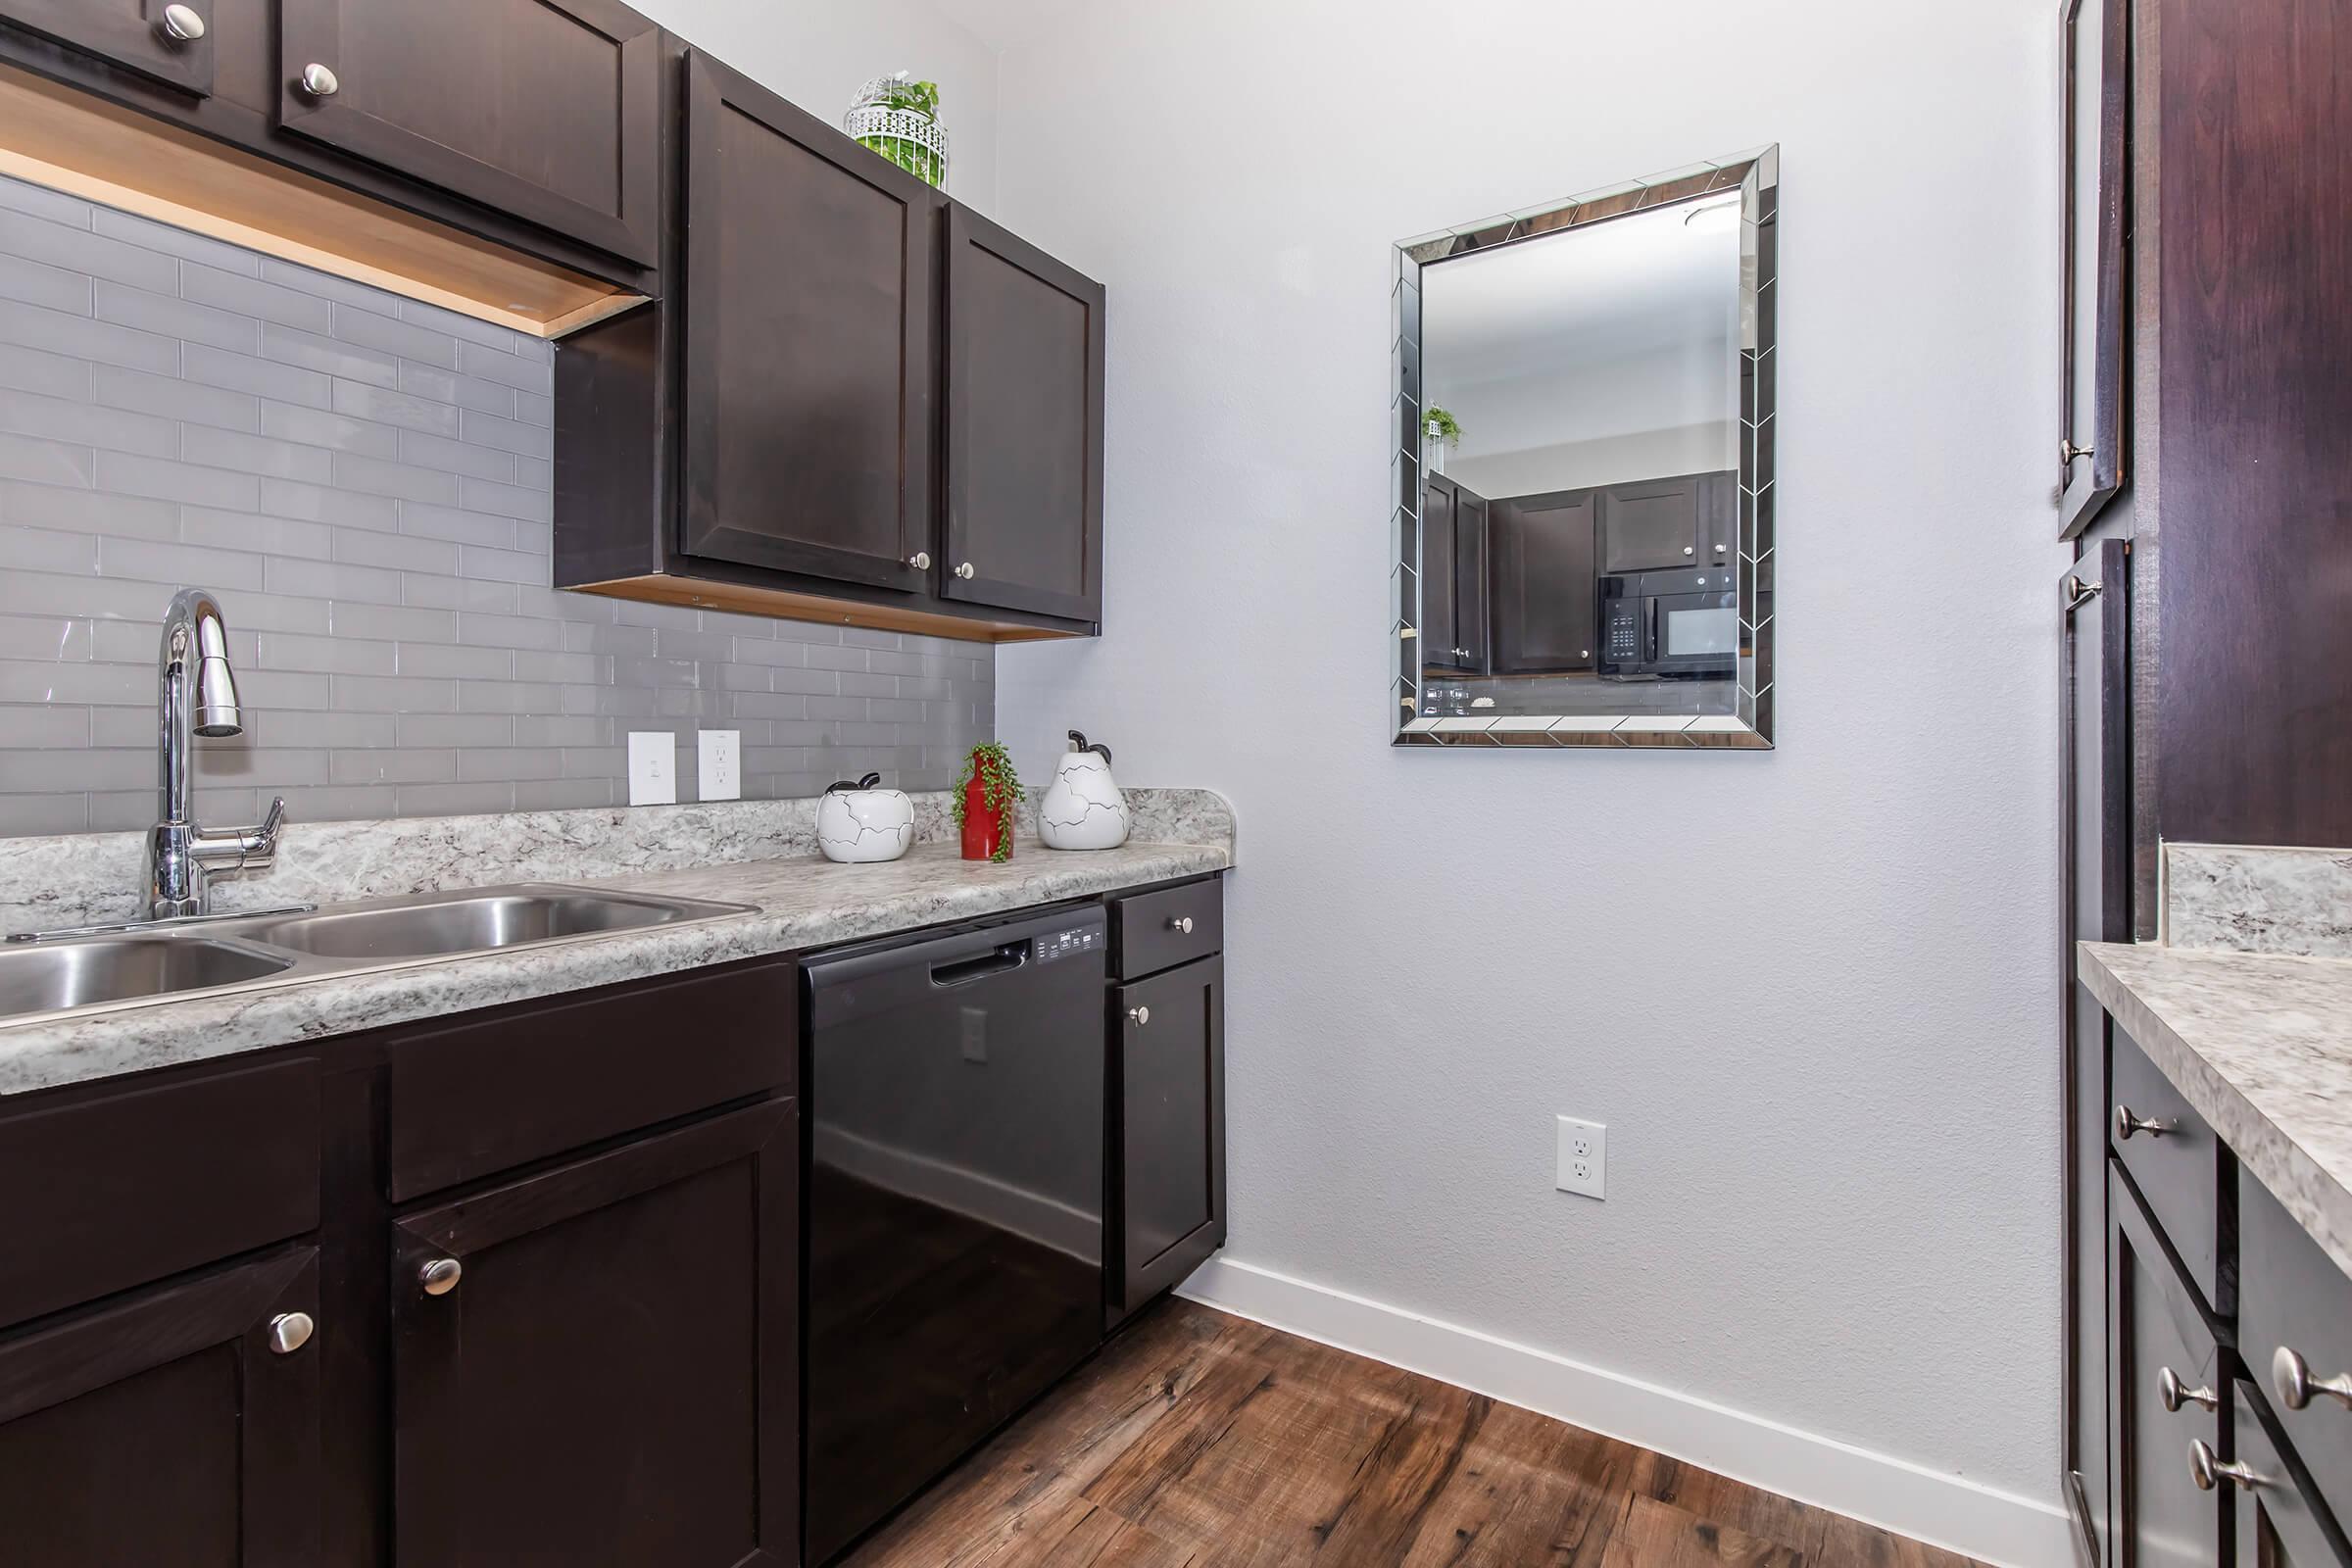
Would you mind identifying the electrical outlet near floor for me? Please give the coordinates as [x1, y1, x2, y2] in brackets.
[1554, 1115, 1607, 1200]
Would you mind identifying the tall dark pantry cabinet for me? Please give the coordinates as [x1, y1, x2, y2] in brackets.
[2058, 0, 2352, 1561]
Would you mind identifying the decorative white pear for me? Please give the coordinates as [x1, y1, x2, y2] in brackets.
[815, 772, 914, 863]
[1037, 731, 1130, 851]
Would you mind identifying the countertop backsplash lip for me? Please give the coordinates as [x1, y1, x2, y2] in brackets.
[0, 786, 1237, 937]
[2163, 841, 2352, 958]
[2078, 938, 2352, 1282]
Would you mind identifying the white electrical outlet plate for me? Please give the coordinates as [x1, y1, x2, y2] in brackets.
[626, 731, 676, 806]
[1554, 1115, 1607, 1200]
[697, 729, 741, 802]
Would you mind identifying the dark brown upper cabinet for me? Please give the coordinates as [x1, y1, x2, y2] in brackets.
[1491, 489, 1597, 674]
[0, 1247, 322, 1566]
[390, 1098, 798, 1566]
[0, 0, 215, 95]
[274, 0, 662, 267]
[942, 203, 1105, 625]
[678, 51, 934, 593]
[1598, 471, 1708, 573]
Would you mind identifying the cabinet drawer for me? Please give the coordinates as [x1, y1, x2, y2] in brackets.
[2242, 1170, 2352, 1534]
[0, 1058, 319, 1331]
[2232, 1385, 2351, 1565]
[1111, 878, 1222, 980]
[387, 957, 794, 1200]
[2110, 1020, 2229, 1313]
[2111, 1164, 2230, 1567]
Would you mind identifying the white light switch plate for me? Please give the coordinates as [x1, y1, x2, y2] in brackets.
[1555, 1115, 1607, 1200]
[697, 729, 741, 802]
[626, 731, 676, 806]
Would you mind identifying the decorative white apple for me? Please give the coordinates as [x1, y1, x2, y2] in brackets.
[815, 772, 914, 863]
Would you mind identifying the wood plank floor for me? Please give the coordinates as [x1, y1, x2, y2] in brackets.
[845, 1299, 1991, 1568]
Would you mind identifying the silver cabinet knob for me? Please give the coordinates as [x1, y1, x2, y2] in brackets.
[1683, 546, 1694, 556]
[1167, 915, 1194, 934]
[1715, 543, 1728, 554]
[418, 1257, 463, 1297]
[158, 4, 206, 41]
[1582, 649, 1591, 659]
[2158, 1366, 2219, 1413]
[907, 551, 931, 570]
[298, 62, 340, 98]
[2187, 1440, 2261, 1493]
[1127, 1005, 1150, 1026]
[2274, 1345, 2352, 1411]
[2114, 1104, 2174, 1141]
[2062, 439, 2095, 465]
[955, 562, 975, 579]
[267, 1311, 315, 1355]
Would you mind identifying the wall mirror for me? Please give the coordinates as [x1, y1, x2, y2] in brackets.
[1392, 146, 1777, 749]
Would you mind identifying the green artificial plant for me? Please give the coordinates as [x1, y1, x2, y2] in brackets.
[1423, 407, 1463, 445]
[953, 741, 1026, 863]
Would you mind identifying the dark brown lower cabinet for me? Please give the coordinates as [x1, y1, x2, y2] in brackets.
[2232, 1388, 2351, 1565]
[2110, 1164, 2229, 1567]
[0, 1246, 321, 1566]
[390, 1098, 798, 1566]
[1109, 955, 1225, 1326]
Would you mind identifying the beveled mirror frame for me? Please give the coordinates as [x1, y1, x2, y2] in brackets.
[1391, 145, 1778, 750]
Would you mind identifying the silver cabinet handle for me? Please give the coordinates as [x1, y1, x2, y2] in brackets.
[2062, 439, 2095, 465]
[1127, 1005, 1150, 1026]
[2114, 1104, 2174, 1141]
[418, 1257, 463, 1297]
[2187, 1439, 2261, 1493]
[907, 551, 931, 569]
[298, 62, 340, 98]
[267, 1311, 315, 1354]
[159, 4, 206, 41]
[2158, 1366, 2219, 1413]
[1167, 915, 1194, 934]
[2275, 1345, 2352, 1411]
[955, 562, 975, 579]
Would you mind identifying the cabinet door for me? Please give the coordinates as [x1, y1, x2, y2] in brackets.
[2110, 1166, 2230, 1568]
[0, 1247, 320, 1566]
[1598, 473, 1704, 572]
[1491, 489, 1597, 673]
[1699, 471, 1739, 567]
[1110, 956, 1225, 1326]
[679, 51, 934, 593]
[390, 1100, 797, 1567]
[1454, 487, 1490, 671]
[0, 0, 215, 94]
[275, 0, 661, 266]
[2231, 1391, 2351, 1566]
[1421, 475, 1460, 668]
[942, 202, 1105, 624]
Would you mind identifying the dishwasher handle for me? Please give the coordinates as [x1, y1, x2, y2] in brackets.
[930, 941, 1028, 987]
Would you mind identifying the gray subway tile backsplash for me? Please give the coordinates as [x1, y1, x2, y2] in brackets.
[0, 172, 992, 837]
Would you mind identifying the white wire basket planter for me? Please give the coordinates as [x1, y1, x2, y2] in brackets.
[845, 74, 950, 189]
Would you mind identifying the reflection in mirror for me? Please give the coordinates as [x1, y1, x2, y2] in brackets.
[1392, 149, 1777, 750]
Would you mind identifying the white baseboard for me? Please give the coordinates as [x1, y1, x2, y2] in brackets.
[1177, 1256, 2073, 1568]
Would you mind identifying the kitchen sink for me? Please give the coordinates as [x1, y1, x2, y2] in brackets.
[234, 886, 745, 961]
[0, 938, 293, 1018]
[0, 884, 754, 1025]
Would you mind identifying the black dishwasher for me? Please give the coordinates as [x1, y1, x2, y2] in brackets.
[801, 904, 1108, 1564]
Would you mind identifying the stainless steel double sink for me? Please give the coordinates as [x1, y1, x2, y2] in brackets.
[0, 884, 753, 1027]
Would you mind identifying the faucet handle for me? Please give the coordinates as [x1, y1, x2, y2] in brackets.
[246, 796, 285, 866]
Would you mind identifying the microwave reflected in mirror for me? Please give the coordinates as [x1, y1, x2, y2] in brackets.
[1393, 149, 1777, 748]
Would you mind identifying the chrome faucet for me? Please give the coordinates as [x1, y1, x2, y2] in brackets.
[148, 588, 284, 919]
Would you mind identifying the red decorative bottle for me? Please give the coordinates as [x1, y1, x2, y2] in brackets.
[960, 758, 1013, 861]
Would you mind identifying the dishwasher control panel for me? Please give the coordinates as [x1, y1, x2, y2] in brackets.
[1033, 923, 1102, 965]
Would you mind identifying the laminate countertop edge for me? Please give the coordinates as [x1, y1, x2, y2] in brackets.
[0, 840, 1231, 1101]
[2078, 940, 2352, 1281]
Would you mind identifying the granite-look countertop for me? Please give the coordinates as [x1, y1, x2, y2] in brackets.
[0, 839, 1229, 1100]
[2079, 941, 2352, 1279]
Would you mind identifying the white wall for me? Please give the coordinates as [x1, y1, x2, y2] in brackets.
[1441, 341, 1737, 496]
[978, 1, 2069, 1557]
[632, 0, 1002, 214]
[1449, 421, 1731, 499]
